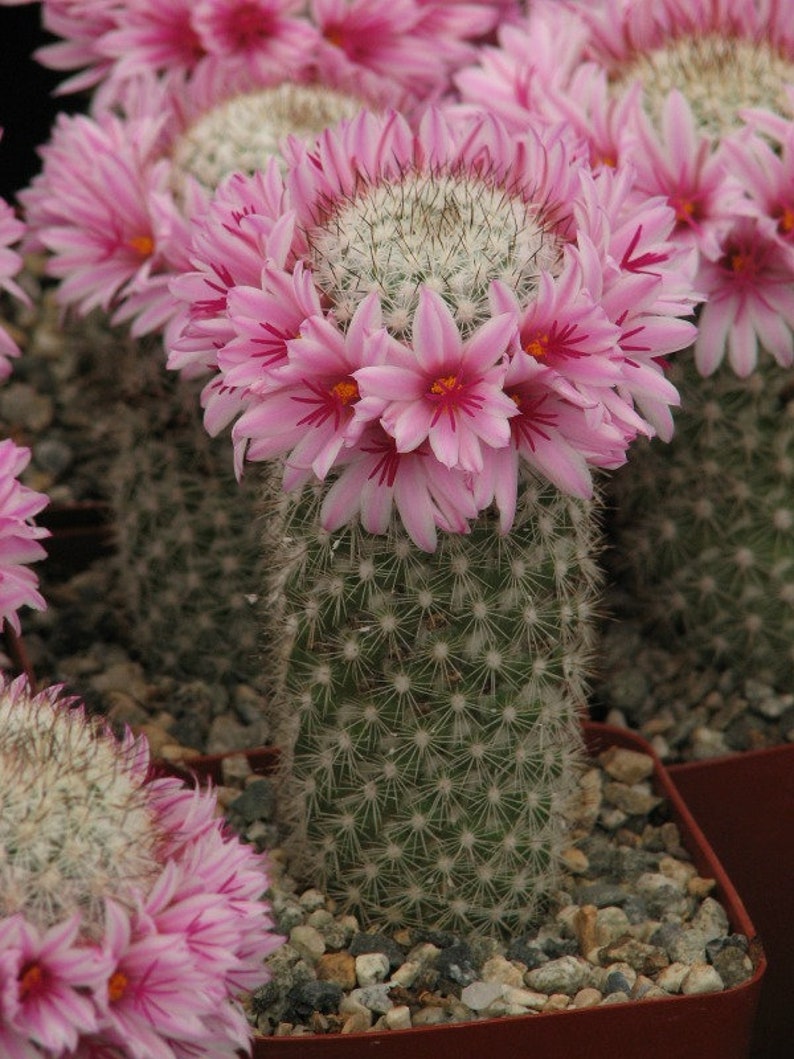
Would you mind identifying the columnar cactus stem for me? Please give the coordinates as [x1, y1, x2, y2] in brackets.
[608, 356, 794, 687]
[109, 358, 266, 688]
[269, 474, 601, 934]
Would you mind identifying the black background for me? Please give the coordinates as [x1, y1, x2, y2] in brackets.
[0, 3, 84, 202]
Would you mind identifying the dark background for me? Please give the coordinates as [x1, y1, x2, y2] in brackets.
[0, 3, 83, 202]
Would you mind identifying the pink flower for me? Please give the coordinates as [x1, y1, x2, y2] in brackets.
[695, 216, 794, 376]
[192, 0, 317, 84]
[475, 352, 632, 532]
[723, 125, 794, 251]
[0, 440, 49, 635]
[231, 292, 384, 483]
[168, 164, 294, 381]
[19, 108, 192, 336]
[321, 424, 479, 551]
[0, 915, 109, 1055]
[94, 902, 212, 1059]
[97, 0, 207, 88]
[621, 90, 743, 259]
[29, 0, 120, 97]
[354, 288, 518, 473]
[0, 194, 27, 379]
[308, 0, 483, 101]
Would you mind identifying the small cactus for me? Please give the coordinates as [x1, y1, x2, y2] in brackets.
[172, 109, 695, 934]
[0, 673, 282, 1058]
[607, 355, 794, 687]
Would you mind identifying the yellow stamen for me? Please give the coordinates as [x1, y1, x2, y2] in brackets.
[730, 253, 748, 273]
[430, 374, 460, 396]
[108, 971, 129, 1003]
[324, 25, 345, 47]
[675, 199, 696, 222]
[18, 963, 44, 999]
[524, 335, 549, 359]
[128, 234, 155, 257]
[331, 379, 359, 405]
[779, 206, 794, 233]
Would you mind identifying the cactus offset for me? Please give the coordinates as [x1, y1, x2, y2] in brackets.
[269, 477, 601, 934]
[608, 355, 794, 687]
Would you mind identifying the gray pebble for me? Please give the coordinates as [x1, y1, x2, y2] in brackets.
[690, 897, 729, 942]
[284, 981, 342, 1022]
[460, 980, 503, 1012]
[436, 943, 478, 986]
[710, 946, 754, 989]
[34, 437, 74, 477]
[525, 955, 590, 996]
[229, 779, 276, 823]
[349, 932, 405, 971]
[355, 952, 390, 987]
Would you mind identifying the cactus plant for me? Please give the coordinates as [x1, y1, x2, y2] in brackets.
[0, 672, 282, 1058]
[454, 0, 794, 690]
[608, 356, 794, 686]
[107, 348, 268, 689]
[172, 107, 696, 933]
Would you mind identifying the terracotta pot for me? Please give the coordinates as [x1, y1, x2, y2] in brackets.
[669, 746, 794, 1059]
[160, 723, 766, 1059]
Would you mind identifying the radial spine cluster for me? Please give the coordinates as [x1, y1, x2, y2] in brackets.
[308, 171, 560, 336]
[173, 83, 365, 189]
[612, 33, 794, 137]
[0, 683, 159, 937]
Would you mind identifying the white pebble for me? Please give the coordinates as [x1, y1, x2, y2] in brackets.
[681, 962, 724, 995]
[384, 1005, 412, 1031]
[460, 980, 504, 1012]
[355, 952, 390, 987]
[288, 925, 325, 962]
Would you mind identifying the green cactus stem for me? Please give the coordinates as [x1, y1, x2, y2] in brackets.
[607, 354, 794, 688]
[109, 357, 267, 689]
[267, 473, 602, 935]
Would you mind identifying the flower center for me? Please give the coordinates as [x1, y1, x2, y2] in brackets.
[172, 84, 364, 191]
[611, 33, 794, 139]
[331, 378, 359, 405]
[430, 374, 462, 396]
[224, 2, 276, 49]
[309, 172, 561, 338]
[524, 335, 548, 358]
[108, 970, 129, 1003]
[128, 234, 155, 258]
[18, 963, 45, 999]
[777, 205, 794, 234]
